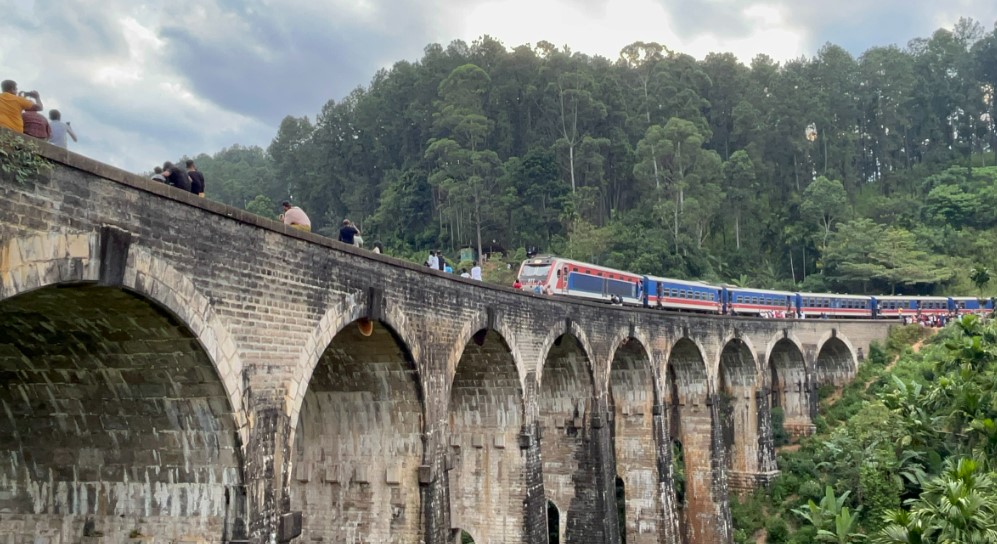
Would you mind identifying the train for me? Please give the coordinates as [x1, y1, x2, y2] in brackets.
[515, 255, 994, 319]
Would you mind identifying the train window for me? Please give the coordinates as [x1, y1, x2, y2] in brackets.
[709, 293, 715, 301]
[751, 297, 758, 304]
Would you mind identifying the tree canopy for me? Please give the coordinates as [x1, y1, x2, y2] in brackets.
[189, 20, 997, 295]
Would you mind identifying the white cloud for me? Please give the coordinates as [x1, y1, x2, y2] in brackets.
[459, 0, 807, 61]
[0, 0, 994, 175]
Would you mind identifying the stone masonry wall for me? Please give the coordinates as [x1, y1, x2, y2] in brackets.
[0, 136, 895, 543]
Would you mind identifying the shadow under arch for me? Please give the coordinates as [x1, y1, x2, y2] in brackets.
[291, 318, 424, 543]
[536, 320, 597, 381]
[665, 337, 725, 543]
[609, 335, 672, 544]
[448, 328, 526, 543]
[0, 284, 246, 542]
[717, 337, 767, 492]
[1, 234, 248, 438]
[767, 337, 811, 439]
[547, 498, 564, 544]
[814, 334, 857, 388]
[538, 331, 598, 542]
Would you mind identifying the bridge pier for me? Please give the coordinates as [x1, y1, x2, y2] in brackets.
[610, 337, 677, 543]
[539, 333, 617, 544]
[667, 340, 731, 544]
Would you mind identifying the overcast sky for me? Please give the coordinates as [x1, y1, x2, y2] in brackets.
[2, 0, 995, 173]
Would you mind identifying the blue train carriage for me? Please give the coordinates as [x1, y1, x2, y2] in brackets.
[517, 256, 643, 304]
[874, 295, 949, 318]
[726, 286, 794, 316]
[643, 275, 722, 313]
[946, 296, 993, 315]
[652, 276, 723, 313]
[796, 292, 874, 318]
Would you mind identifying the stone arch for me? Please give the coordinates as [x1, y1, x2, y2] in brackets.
[547, 498, 565, 544]
[0, 232, 248, 540]
[666, 337, 725, 543]
[1, 231, 248, 432]
[288, 295, 364, 425]
[448, 328, 526, 543]
[290, 317, 424, 543]
[536, 320, 597, 381]
[446, 309, 530, 391]
[814, 333, 857, 387]
[766, 337, 811, 439]
[716, 337, 764, 493]
[538, 330, 598, 541]
[609, 335, 668, 543]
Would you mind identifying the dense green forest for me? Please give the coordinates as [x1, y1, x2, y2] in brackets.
[186, 18, 997, 295]
[734, 316, 997, 542]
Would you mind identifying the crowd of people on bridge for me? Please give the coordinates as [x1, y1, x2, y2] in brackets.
[1, 79, 77, 148]
[149, 160, 206, 197]
[424, 250, 483, 280]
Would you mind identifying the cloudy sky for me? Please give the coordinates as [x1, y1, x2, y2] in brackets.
[2, 0, 996, 173]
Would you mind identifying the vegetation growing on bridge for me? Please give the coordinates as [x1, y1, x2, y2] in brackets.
[0, 130, 51, 185]
[181, 18, 997, 296]
[733, 318, 997, 542]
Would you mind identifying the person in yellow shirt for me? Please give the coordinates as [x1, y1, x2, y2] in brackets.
[0, 80, 43, 133]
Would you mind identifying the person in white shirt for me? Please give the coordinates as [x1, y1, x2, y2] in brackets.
[427, 251, 439, 269]
[48, 110, 77, 148]
[470, 261, 482, 281]
[459, 268, 471, 279]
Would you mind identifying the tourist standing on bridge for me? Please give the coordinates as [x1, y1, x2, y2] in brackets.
[162, 162, 192, 192]
[338, 219, 360, 246]
[0, 80, 43, 134]
[186, 160, 205, 197]
[47, 110, 77, 148]
[280, 202, 311, 232]
[470, 261, 482, 281]
[427, 251, 439, 270]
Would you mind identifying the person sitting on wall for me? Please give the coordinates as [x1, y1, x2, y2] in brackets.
[280, 202, 311, 232]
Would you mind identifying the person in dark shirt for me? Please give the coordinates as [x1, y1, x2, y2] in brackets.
[338, 219, 360, 246]
[162, 161, 191, 192]
[186, 159, 205, 197]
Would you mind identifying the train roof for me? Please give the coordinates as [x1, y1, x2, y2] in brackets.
[643, 275, 717, 288]
[797, 291, 872, 300]
[728, 286, 795, 296]
[875, 295, 949, 301]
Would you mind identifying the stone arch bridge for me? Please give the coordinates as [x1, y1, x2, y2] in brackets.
[0, 142, 893, 543]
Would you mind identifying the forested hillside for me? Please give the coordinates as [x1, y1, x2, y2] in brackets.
[187, 18, 997, 295]
[734, 317, 997, 543]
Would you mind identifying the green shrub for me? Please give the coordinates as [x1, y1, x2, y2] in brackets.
[730, 491, 766, 537]
[765, 516, 789, 544]
[797, 480, 823, 502]
[788, 525, 817, 544]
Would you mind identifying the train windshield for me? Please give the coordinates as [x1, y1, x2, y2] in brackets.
[520, 264, 552, 280]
